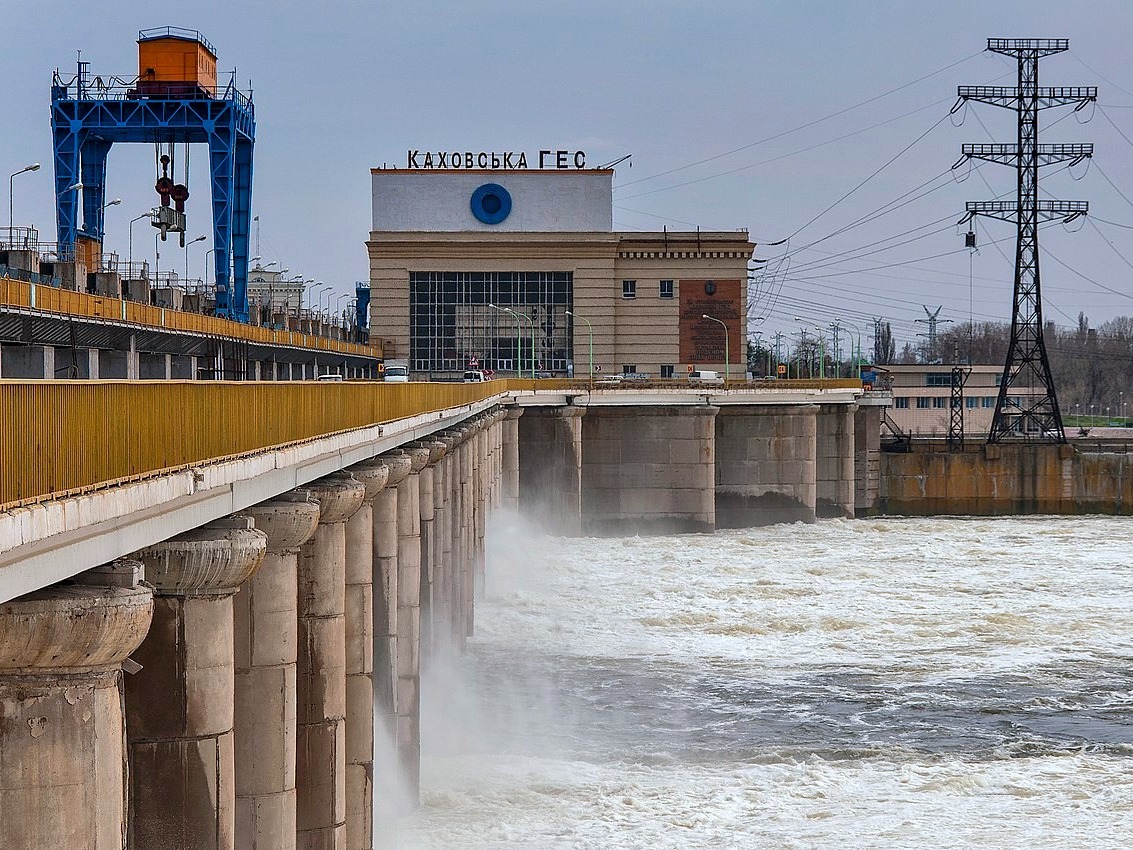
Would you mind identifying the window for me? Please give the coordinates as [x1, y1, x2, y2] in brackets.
[622, 279, 636, 299]
[966, 397, 978, 409]
[622, 364, 637, 374]
[895, 397, 910, 409]
[408, 271, 572, 374]
[659, 279, 674, 299]
[925, 373, 953, 387]
[982, 396, 996, 408]
[660, 364, 674, 378]
[933, 397, 947, 409]
[916, 397, 931, 409]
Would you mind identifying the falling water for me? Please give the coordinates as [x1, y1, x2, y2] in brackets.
[397, 515, 1133, 849]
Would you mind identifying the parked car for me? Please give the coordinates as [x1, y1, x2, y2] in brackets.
[462, 370, 487, 382]
[316, 373, 344, 382]
[594, 374, 623, 386]
[688, 369, 723, 386]
[383, 362, 409, 382]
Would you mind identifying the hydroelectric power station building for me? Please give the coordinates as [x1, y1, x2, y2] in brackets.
[368, 152, 755, 378]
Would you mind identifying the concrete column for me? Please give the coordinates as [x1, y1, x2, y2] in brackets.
[472, 419, 490, 598]
[432, 433, 460, 658]
[396, 445, 431, 806]
[342, 461, 389, 850]
[492, 408, 506, 508]
[128, 518, 269, 850]
[369, 452, 412, 834]
[426, 439, 448, 666]
[457, 423, 477, 642]
[295, 475, 366, 849]
[581, 405, 713, 534]
[854, 404, 882, 516]
[0, 562, 153, 850]
[234, 492, 321, 850]
[714, 404, 818, 526]
[502, 406, 523, 513]
[518, 405, 584, 534]
[816, 404, 857, 518]
[409, 439, 447, 669]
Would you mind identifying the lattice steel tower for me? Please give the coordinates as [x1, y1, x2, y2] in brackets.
[958, 38, 1094, 443]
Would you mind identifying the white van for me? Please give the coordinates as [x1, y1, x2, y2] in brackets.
[688, 369, 723, 386]
[462, 370, 487, 382]
[383, 362, 409, 383]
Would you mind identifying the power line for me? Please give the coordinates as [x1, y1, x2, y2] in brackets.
[614, 50, 984, 191]
[617, 96, 951, 201]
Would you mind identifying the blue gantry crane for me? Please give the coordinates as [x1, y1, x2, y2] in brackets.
[50, 27, 256, 321]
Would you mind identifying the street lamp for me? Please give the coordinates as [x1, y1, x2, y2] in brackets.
[336, 293, 349, 326]
[313, 284, 330, 321]
[184, 235, 206, 282]
[813, 326, 827, 379]
[128, 212, 150, 272]
[103, 197, 122, 210]
[793, 322, 809, 378]
[702, 314, 730, 384]
[8, 162, 40, 233]
[834, 318, 863, 378]
[489, 303, 525, 376]
[565, 310, 593, 382]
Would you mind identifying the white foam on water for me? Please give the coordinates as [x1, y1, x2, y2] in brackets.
[397, 515, 1133, 849]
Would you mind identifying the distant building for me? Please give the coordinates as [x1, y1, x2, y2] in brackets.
[880, 364, 1027, 437]
[368, 161, 753, 378]
[247, 266, 305, 321]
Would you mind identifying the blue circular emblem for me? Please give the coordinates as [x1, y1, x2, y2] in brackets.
[470, 183, 512, 224]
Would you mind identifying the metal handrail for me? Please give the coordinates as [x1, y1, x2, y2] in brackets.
[0, 274, 383, 358]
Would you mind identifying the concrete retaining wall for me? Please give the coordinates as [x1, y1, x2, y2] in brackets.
[581, 405, 716, 535]
[879, 444, 1133, 515]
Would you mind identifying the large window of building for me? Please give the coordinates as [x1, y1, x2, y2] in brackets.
[895, 397, 910, 409]
[660, 364, 674, 378]
[659, 279, 674, 299]
[933, 397, 947, 409]
[925, 373, 953, 387]
[622, 279, 636, 299]
[409, 271, 572, 375]
[916, 397, 931, 409]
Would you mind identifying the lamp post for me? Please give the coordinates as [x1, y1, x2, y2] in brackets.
[835, 318, 863, 378]
[313, 284, 330, 324]
[336, 293, 349, 329]
[794, 324, 809, 378]
[489, 303, 525, 376]
[813, 326, 826, 379]
[565, 310, 593, 383]
[184, 234, 206, 282]
[511, 308, 536, 379]
[702, 314, 729, 384]
[129, 212, 149, 273]
[8, 162, 40, 234]
[204, 247, 216, 289]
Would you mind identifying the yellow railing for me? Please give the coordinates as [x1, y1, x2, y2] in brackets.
[0, 275, 383, 359]
[0, 376, 864, 510]
[525, 377, 863, 391]
[0, 379, 512, 510]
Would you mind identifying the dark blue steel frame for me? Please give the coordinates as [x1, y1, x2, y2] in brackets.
[50, 79, 256, 321]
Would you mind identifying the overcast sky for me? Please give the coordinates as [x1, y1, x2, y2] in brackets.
[4, 0, 1132, 348]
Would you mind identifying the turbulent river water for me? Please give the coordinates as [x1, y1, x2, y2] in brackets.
[394, 515, 1133, 849]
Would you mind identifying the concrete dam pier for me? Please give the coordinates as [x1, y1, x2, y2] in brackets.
[518, 398, 878, 534]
